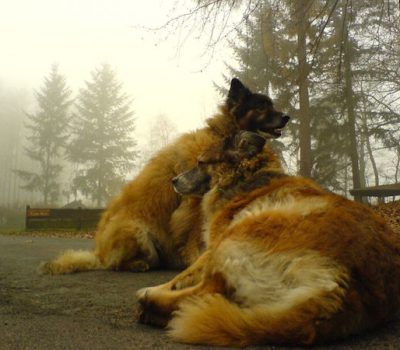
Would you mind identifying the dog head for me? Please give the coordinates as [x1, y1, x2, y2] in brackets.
[227, 78, 290, 138]
[172, 131, 279, 197]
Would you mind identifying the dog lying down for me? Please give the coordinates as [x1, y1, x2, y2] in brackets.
[137, 130, 400, 347]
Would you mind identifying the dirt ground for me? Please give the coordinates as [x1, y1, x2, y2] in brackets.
[1, 234, 400, 350]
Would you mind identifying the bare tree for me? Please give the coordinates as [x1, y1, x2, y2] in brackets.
[145, 0, 400, 193]
[149, 114, 179, 151]
[138, 114, 179, 169]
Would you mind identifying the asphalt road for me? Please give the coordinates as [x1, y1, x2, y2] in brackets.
[1, 234, 400, 350]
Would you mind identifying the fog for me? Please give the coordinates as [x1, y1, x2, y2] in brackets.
[0, 0, 224, 132]
[0, 0, 228, 220]
[1, 0, 399, 226]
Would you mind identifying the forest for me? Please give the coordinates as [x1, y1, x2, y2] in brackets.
[0, 0, 399, 227]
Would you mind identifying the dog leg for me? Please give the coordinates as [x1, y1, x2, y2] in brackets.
[96, 218, 161, 272]
[135, 251, 211, 327]
[137, 250, 210, 302]
[137, 267, 226, 328]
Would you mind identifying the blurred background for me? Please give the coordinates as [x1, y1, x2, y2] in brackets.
[1, 0, 399, 228]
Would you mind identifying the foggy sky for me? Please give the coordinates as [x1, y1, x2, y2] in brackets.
[0, 0, 229, 142]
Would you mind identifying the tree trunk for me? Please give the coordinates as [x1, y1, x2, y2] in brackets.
[44, 147, 51, 206]
[96, 169, 102, 208]
[361, 114, 379, 187]
[296, 1, 312, 178]
[97, 156, 104, 208]
[343, 22, 362, 202]
[358, 138, 366, 188]
[395, 147, 400, 183]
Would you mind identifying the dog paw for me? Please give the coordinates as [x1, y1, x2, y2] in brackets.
[136, 288, 171, 327]
[136, 287, 157, 309]
[137, 305, 170, 327]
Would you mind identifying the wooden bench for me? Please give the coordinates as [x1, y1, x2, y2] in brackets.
[350, 183, 400, 203]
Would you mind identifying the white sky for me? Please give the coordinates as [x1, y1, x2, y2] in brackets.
[0, 0, 231, 142]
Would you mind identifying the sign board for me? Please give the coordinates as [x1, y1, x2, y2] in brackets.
[27, 208, 51, 217]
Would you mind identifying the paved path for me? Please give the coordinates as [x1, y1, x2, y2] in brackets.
[0, 235, 399, 350]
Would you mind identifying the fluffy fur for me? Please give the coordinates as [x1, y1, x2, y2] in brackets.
[40, 79, 289, 275]
[137, 131, 400, 347]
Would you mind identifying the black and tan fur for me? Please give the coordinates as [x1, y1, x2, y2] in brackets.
[137, 131, 400, 347]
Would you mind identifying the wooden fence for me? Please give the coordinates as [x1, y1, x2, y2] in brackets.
[25, 205, 104, 230]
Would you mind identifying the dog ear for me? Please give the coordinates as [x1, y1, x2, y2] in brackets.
[227, 78, 251, 105]
[235, 131, 266, 157]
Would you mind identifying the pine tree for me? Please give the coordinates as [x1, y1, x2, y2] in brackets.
[16, 64, 72, 206]
[319, 0, 400, 194]
[68, 64, 138, 207]
[222, 0, 400, 193]
[221, 1, 338, 183]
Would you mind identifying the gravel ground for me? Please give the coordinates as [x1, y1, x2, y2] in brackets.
[1, 200, 399, 349]
[1, 235, 400, 350]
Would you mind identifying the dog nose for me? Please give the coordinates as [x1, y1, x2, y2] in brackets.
[283, 115, 290, 122]
[172, 176, 179, 185]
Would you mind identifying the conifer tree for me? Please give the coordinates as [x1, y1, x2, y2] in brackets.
[68, 64, 138, 207]
[16, 64, 72, 205]
[222, 0, 400, 193]
[220, 2, 332, 181]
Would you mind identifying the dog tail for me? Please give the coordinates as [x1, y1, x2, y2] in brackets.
[167, 292, 347, 347]
[39, 249, 102, 275]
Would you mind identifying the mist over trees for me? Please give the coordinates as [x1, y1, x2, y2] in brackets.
[15, 64, 73, 206]
[138, 114, 179, 166]
[68, 64, 138, 207]
[0, 87, 34, 224]
[0, 64, 140, 219]
[188, 0, 400, 195]
[1, 0, 400, 227]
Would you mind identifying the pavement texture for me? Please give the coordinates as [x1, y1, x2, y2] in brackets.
[1, 234, 400, 350]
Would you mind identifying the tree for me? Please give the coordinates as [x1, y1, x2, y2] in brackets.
[325, 0, 400, 196]
[158, 0, 400, 193]
[68, 64, 138, 207]
[136, 114, 179, 171]
[0, 87, 31, 207]
[221, 2, 337, 181]
[147, 114, 178, 154]
[220, 0, 400, 192]
[294, 0, 312, 177]
[16, 64, 72, 206]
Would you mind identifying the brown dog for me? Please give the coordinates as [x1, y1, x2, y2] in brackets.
[137, 131, 400, 347]
[40, 79, 289, 274]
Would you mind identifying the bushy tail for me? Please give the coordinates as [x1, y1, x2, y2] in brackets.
[39, 250, 103, 275]
[167, 293, 330, 347]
